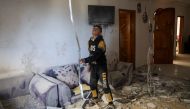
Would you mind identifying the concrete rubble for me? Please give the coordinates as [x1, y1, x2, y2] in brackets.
[0, 95, 44, 109]
[147, 102, 156, 109]
[0, 64, 190, 109]
[66, 64, 190, 109]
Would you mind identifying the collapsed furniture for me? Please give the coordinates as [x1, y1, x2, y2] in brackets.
[29, 62, 133, 107]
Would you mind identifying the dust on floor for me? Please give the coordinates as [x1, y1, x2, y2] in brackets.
[67, 66, 190, 109]
[66, 81, 190, 109]
[1, 64, 190, 109]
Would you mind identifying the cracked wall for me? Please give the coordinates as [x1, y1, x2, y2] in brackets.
[0, 0, 190, 99]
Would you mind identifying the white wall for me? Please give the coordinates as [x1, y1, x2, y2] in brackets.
[0, 0, 79, 77]
[149, 0, 190, 55]
[0, 0, 190, 78]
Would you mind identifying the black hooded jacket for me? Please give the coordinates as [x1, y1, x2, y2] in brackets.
[84, 35, 107, 65]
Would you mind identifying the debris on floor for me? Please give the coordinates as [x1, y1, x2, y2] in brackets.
[0, 64, 190, 109]
[0, 95, 45, 109]
[66, 64, 190, 109]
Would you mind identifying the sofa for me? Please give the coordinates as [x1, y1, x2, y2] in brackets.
[109, 62, 133, 88]
[29, 62, 133, 108]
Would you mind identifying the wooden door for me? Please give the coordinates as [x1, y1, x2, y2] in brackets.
[154, 8, 175, 64]
[119, 9, 136, 65]
[178, 16, 184, 54]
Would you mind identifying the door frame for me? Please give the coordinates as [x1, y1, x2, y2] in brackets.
[119, 9, 136, 67]
[176, 16, 184, 54]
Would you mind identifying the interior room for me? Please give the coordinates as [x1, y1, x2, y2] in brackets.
[0, 0, 190, 109]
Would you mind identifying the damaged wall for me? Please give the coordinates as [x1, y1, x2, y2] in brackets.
[0, 0, 190, 76]
[0, 0, 119, 97]
[0, 0, 79, 96]
[0, 0, 190, 95]
[0, 0, 120, 78]
[0, 0, 79, 76]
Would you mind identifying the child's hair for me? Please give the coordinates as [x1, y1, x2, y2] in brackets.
[93, 25, 102, 32]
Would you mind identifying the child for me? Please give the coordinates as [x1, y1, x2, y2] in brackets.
[80, 25, 115, 109]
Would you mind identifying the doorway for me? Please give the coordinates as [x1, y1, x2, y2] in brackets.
[176, 16, 184, 54]
[154, 8, 175, 64]
[119, 9, 136, 66]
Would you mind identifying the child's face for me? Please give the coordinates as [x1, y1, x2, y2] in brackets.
[92, 27, 101, 36]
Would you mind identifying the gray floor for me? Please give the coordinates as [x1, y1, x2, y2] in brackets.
[1, 55, 190, 109]
[174, 54, 190, 67]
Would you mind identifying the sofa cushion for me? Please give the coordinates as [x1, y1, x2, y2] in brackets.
[44, 64, 91, 89]
[44, 64, 79, 89]
[109, 62, 133, 88]
[29, 74, 72, 107]
[72, 84, 90, 95]
[109, 71, 122, 87]
[79, 64, 91, 85]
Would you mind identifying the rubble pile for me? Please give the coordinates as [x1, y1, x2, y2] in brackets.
[1, 64, 190, 109]
[66, 74, 190, 109]
[133, 64, 190, 98]
[111, 81, 190, 109]
[0, 95, 44, 109]
[110, 64, 190, 109]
